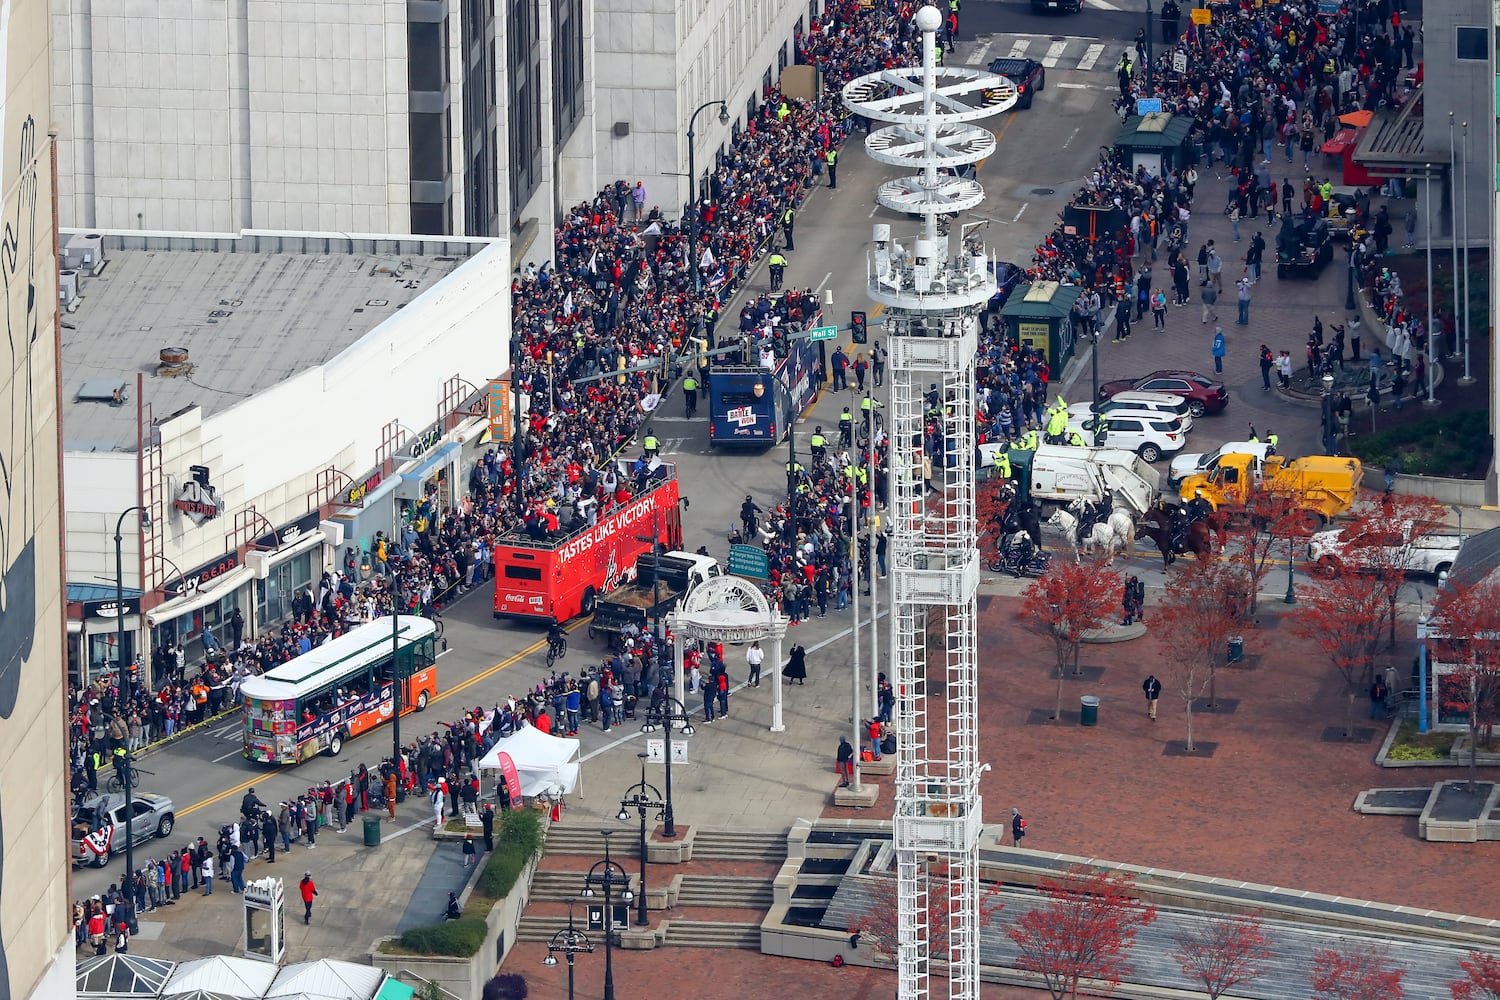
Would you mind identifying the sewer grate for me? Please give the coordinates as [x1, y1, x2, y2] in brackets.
[1031, 187, 1056, 196]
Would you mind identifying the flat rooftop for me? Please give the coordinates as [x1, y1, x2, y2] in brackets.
[60, 232, 483, 452]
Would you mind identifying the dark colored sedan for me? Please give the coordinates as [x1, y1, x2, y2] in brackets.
[987, 58, 1045, 110]
[1097, 370, 1229, 417]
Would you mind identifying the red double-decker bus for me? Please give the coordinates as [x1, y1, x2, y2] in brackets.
[492, 464, 682, 623]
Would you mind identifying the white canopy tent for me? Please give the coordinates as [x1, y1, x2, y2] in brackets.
[477, 724, 583, 798]
[162, 956, 277, 997]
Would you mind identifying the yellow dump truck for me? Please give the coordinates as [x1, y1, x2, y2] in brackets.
[1177, 453, 1363, 524]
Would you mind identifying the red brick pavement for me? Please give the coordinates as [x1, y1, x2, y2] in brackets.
[827, 598, 1496, 919]
[505, 940, 1040, 1000]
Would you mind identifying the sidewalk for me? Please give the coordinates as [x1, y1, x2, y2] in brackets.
[114, 810, 465, 964]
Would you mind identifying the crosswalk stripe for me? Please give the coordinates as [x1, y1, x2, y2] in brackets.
[968, 38, 994, 66]
[1077, 43, 1105, 71]
[1006, 38, 1030, 58]
[1041, 40, 1068, 67]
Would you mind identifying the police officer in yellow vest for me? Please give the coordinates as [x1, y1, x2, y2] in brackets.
[1067, 428, 1087, 447]
[992, 448, 1012, 481]
[838, 406, 853, 447]
[1046, 407, 1068, 444]
[643, 432, 660, 458]
[768, 251, 788, 291]
[682, 372, 698, 417]
[1017, 428, 1039, 451]
[781, 207, 796, 251]
[825, 148, 839, 190]
[810, 426, 828, 463]
[1265, 429, 1279, 455]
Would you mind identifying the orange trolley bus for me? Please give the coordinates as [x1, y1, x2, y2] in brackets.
[492, 464, 682, 623]
[240, 616, 437, 764]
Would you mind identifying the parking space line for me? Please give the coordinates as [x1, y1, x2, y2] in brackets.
[968, 38, 993, 66]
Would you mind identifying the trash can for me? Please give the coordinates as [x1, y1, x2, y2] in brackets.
[1080, 695, 1100, 727]
[362, 815, 382, 847]
[1227, 636, 1245, 664]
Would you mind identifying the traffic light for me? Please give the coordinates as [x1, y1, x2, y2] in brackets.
[850, 310, 868, 344]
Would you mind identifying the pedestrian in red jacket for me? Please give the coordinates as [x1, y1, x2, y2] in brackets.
[299, 873, 318, 924]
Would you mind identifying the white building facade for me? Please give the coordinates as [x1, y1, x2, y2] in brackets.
[62, 233, 512, 683]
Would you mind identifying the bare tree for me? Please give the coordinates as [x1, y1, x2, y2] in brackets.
[1172, 913, 1273, 1000]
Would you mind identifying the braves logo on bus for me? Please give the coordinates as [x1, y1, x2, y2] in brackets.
[81, 825, 113, 858]
[602, 550, 620, 593]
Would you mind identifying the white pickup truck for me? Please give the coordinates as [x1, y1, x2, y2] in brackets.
[1307, 520, 1466, 578]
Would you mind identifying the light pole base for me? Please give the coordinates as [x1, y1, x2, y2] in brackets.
[1458, 376, 1477, 386]
[769, 723, 786, 733]
[833, 783, 880, 808]
[1422, 397, 1443, 409]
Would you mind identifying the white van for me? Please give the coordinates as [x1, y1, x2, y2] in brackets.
[1168, 441, 1272, 489]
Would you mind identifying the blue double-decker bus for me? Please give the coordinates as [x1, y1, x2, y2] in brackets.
[707, 333, 821, 448]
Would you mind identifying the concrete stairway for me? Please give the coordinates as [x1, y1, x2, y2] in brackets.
[529, 869, 640, 901]
[661, 920, 762, 949]
[677, 875, 775, 909]
[542, 827, 616, 856]
[690, 829, 786, 862]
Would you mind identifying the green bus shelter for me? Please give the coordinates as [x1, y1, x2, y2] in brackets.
[999, 281, 1082, 371]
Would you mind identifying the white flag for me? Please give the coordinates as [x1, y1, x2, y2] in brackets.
[588, 249, 599, 273]
[700, 245, 716, 270]
[639, 393, 663, 413]
[562, 292, 575, 316]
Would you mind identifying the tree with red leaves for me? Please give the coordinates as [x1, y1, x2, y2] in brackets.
[1451, 949, 1500, 1000]
[1429, 576, 1500, 791]
[1310, 942, 1405, 1000]
[1172, 914, 1273, 1000]
[1289, 557, 1388, 738]
[1007, 865, 1157, 999]
[1229, 486, 1314, 619]
[1317, 492, 1446, 650]
[849, 860, 1005, 965]
[1154, 559, 1247, 749]
[1022, 558, 1125, 721]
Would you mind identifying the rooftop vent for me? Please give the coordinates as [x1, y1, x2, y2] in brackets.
[157, 347, 193, 378]
[76, 379, 129, 406]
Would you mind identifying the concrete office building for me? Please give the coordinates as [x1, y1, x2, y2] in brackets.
[60, 231, 510, 688]
[0, 0, 73, 990]
[50, 0, 816, 249]
[50, 0, 591, 247]
[594, 0, 819, 213]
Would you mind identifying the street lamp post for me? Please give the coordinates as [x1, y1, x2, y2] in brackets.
[1144, 0, 1153, 88]
[114, 505, 150, 886]
[1344, 243, 1357, 313]
[1089, 328, 1102, 445]
[1448, 112, 1461, 362]
[1459, 121, 1473, 385]
[1282, 533, 1296, 605]
[581, 830, 634, 1000]
[640, 695, 695, 837]
[1422, 165, 1437, 406]
[390, 570, 403, 767]
[685, 101, 731, 297]
[543, 898, 595, 1000]
[617, 753, 665, 926]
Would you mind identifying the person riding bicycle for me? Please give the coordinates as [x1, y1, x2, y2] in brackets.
[547, 620, 566, 651]
[810, 426, 828, 464]
[240, 788, 266, 823]
[838, 407, 853, 448]
[739, 496, 761, 537]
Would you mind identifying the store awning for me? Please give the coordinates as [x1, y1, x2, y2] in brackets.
[1353, 87, 1445, 177]
[161, 955, 278, 997]
[394, 441, 461, 502]
[145, 564, 253, 628]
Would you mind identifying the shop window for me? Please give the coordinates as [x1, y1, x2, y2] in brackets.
[258, 551, 317, 626]
[88, 632, 133, 680]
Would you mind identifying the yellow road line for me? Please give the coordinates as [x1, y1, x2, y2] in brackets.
[179, 618, 587, 818]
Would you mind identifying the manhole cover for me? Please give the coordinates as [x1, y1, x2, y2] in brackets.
[1032, 187, 1056, 196]
[1050, 35, 1066, 41]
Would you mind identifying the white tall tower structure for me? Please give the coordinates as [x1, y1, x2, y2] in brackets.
[843, 11, 1015, 1000]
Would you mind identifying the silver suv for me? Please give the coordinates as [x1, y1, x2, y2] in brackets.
[72, 792, 176, 868]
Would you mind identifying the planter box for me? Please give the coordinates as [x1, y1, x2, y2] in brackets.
[371, 852, 539, 1000]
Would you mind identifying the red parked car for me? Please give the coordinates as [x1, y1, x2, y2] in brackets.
[1097, 370, 1229, 418]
